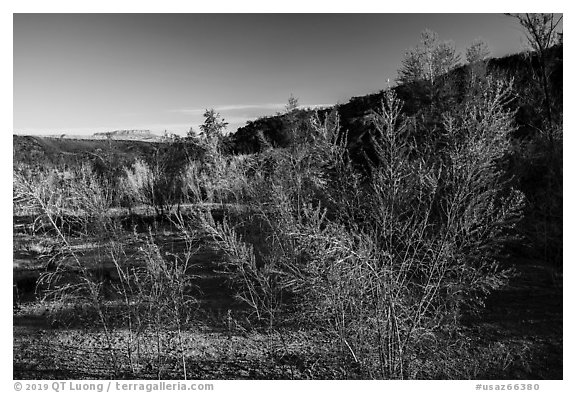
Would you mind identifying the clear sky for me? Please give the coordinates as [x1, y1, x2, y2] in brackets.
[14, 13, 539, 136]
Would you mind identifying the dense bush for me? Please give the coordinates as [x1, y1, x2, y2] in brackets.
[193, 81, 525, 377]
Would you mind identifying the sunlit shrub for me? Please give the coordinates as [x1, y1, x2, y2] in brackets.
[203, 82, 524, 378]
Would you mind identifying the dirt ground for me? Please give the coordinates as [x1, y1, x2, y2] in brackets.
[13, 211, 563, 379]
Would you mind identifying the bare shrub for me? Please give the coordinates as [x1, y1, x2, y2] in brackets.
[14, 163, 120, 373]
[199, 212, 279, 323]
[121, 136, 189, 217]
[15, 161, 200, 378]
[115, 231, 198, 379]
[201, 84, 524, 378]
[121, 158, 157, 213]
[182, 153, 254, 205]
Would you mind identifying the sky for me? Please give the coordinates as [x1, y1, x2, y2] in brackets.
[13, 13, 548, 136]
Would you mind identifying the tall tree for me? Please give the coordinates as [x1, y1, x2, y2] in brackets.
[507, 14, 563, 267]
[397, 29, 460, 110]
[285, 94, 299, 113]
[466, 38, 490, 64]
[398, 30, 460, 84]
[199, 109, 228, 142]
[198, 109, 228, 172]
[284, 94, 305, 147]
[508, 13, 563, 126]
[465, 38, 491, 97]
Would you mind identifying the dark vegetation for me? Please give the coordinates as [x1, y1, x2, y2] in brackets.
[14, 18, 562, 379]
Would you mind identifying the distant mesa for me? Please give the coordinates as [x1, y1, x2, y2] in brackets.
[93, 129, 154, 138]
[36, 129, 162, 141]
